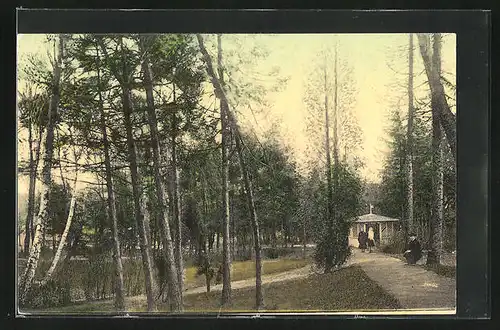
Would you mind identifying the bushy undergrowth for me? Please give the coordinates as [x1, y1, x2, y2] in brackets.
[380, 230, 406, 255]
[262, 247, 294, 259]
[19, 254, 146, 308]
[314, 227, 351, 272]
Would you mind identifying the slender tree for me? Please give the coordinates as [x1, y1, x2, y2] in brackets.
[197, 34, 264, 310]
[405, 33, 415, 234]
[139, 35, 182, 311]
[40, 169, 78, 285]
[427, 34, 444, 265]
[98, 36, 158, 311]
[95, 42, 126, 311]
[218, 34, 232, 306]
[323, 55, 334, 250]
[18, 89, 46, 254]
[171, 82, 184, 303]
[20, 35, 65, 303]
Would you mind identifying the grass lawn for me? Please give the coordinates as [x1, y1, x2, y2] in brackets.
[184, 257, 310, 289]
[181, 265, 401, 312]
[423, 264, 456, 278]
[26, 265, 400, 314]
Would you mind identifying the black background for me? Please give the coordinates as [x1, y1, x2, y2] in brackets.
[2, 4, 495, 330]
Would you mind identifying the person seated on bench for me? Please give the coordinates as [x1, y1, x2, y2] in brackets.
[403, 233, 422, 265]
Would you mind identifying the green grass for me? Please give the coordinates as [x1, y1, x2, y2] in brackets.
[184, 258, 310, 289]
[25, 265, 401, 314]
[181, 265, 401, 312]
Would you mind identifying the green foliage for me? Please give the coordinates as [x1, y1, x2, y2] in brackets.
[380, 230, 406, 254]
[47, 181, 72, 237]
[22, 279, 72, 309]
[312, 162, 363, 272]
[378, 105, 456, 251]
[263, 247, 295, 259]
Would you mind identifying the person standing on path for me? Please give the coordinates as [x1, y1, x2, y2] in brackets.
[367, 227, 375, 253]
[358, 229, 367, 252]
[403, 233, 422, 265]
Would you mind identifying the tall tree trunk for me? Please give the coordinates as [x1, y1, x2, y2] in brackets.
[406, 33, 415, 235]
[417, 33, 456, 161]
[201, 173, 209, 265]
[218, 34, 232, 306]
[107, 36, 159, 311]
[230, 192, 236, 260]
[95, 44, 125, 311]
[427, 34, 444, 265]
[171, 83, 184, 301]
[332, 45, 340, 178]
[98, 36, 158, 311]
[197, 34, 263, 310]
[40, 172, 78, 286]
[20, 35, 64, 304]
[302, 218, 307, 259]
[331, 44, 346, 252]
[323, 54, 335, 272]
[29, 131, 43, 245]
[24, 117, 35, 254]
[139, 36, 182, 312]
[234, 134, 264, 309]
[121, 85, 157, 311]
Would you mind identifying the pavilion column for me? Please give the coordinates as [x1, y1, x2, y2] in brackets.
[379, 223, 383, 243]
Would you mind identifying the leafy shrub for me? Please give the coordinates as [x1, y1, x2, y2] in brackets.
[234, 249, 252, 261]
[313, 228, 352, 272]
[263, 247, 294, 259]
[19, 253, 148, 308]
[380, 230, 406, 255]
[22, 279, 72, 309]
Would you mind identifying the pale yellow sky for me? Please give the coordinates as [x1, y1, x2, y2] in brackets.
[17, 33, 456, 195]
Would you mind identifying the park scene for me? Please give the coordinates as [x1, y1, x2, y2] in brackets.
[17, 33, 456, 314]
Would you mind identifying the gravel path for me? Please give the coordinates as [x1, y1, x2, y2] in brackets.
[183, 264, 313, 295]
[350, 249, 456, 310]
[125, 263, 315, 305]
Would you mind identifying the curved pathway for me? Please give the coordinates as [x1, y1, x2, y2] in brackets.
[184, 264, 313, 296]
[87, 250, 457, 312]
[350, 250, 456, 310]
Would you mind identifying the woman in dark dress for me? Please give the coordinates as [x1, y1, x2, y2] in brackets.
[403, 233, 422, 264]
[358, 230, 367, 252]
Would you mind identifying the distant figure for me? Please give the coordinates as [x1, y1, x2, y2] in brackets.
[358, 230, 367, 252]
[215, 263, 224, 285]
[403, 233, 422, 265]
[367, 227, 375, 253]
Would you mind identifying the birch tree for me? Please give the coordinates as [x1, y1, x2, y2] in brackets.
[40, 168, 78, 285]
[20, 34, 65, 303]
[18, 88, 46, 254]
